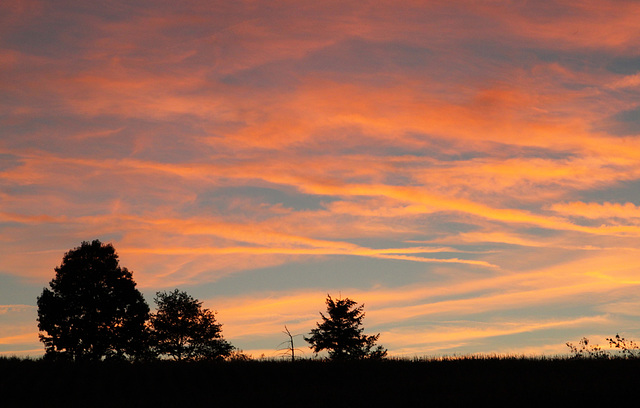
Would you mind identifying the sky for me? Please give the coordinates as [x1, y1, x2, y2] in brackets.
[2, 0, 640, 359]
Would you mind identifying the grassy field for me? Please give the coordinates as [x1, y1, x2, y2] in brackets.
[1, 356, 638, 407]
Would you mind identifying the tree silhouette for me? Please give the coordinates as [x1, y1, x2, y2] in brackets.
[277, 325, 304, 361]
[37, 240, 150, 361]
[150, 289, 234, 361]
[305, 294, 387, 360]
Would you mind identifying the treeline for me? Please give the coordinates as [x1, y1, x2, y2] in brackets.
[36, 240, 386, 362]
[31, 240, 640, 363]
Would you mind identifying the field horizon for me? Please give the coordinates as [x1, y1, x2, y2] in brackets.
[2, 355, 637, 406]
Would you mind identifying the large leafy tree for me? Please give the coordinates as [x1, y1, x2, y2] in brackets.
[305, 294, 387, 360]
[37, 240, 150, 361]
[150, 289, 234, 361]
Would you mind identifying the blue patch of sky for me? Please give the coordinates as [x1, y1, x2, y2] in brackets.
[495, 246, 587, 274]
[3, 2, 151, 57]
[576, 179, 640, 204]
[463, 41, 524, 65]
[3, 23, 68, 57]
[2, 115, 134, 158]
[185, 255, 451, 301]
[2, 13, 98, 59]
[464, 43, 615, 85]
[218, 59, 302, 90]
[498, 289, 608, 324]
[3, 113, 231, 163]
[188, 186, 337, 215]
[0, 275, 42, 306]
[296, 132, 577, 163]
[1, 184, 51, 202]
[491, 140, 578, 161]
[423, 215, 482, 235]
[518, 226, 563, 238]
[56, 1, 146, 23]
[341, 237, 474, 254]
[382, 170, 416, 187]
[407, 135, 489, 161]
[319, 133, 486, 162]
[219, 37, 434, 87]
[0, 154, 20, 171]
[603, 107, 640, 136]
[464, 330, 573, 355]
[290, 131, 485, 162]
[300, 37, 434, 74]
[123, 120, 219, 163]
[523, 48, 600, 71]
[606, 56, 640, 75]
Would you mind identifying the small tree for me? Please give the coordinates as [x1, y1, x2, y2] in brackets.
[277, 325, 304, 362]
[305, 294, 387, 360]
[150, 289, 234, 361]
[37, 240, 150, 361]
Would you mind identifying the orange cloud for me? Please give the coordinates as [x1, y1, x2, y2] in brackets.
[492, 0, 640, 51]
[0, 332, 38, 346]
[4, 0, 640, 358]
[608, 73, 640, 89]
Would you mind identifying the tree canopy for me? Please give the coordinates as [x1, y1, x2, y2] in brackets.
[36, 240, 150, 361]
[150, 289, 234, 361]
[305, 294, 387, 360]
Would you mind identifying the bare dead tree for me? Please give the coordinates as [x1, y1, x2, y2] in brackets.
[277, 325, 304, 362]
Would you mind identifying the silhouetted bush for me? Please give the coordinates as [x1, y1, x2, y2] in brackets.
[566, 337, 608, 359]
[567, 334, 640, 359]
[607, 333, 640, 358]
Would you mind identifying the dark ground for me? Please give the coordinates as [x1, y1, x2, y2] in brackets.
[1, 356, 636, 407]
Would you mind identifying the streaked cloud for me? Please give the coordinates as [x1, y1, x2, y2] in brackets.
[2, 0, 640, 357]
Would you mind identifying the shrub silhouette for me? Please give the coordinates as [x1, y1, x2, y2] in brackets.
[305, 294, 387, 360]
[566, 337, 607, 359]
[607, 334, 640, 358]
[36, 240, 150, 361]
[567, 334, 640, 359]
[150, 289, 234, 361]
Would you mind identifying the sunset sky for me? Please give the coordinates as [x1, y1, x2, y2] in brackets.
[2, 0, 640, 358]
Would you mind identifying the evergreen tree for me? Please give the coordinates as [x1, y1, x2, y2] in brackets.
[305, 294, 387, 360]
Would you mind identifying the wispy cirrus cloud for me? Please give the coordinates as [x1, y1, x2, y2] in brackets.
[210, 246, 640, 356]
[3, 0, 640, 357]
